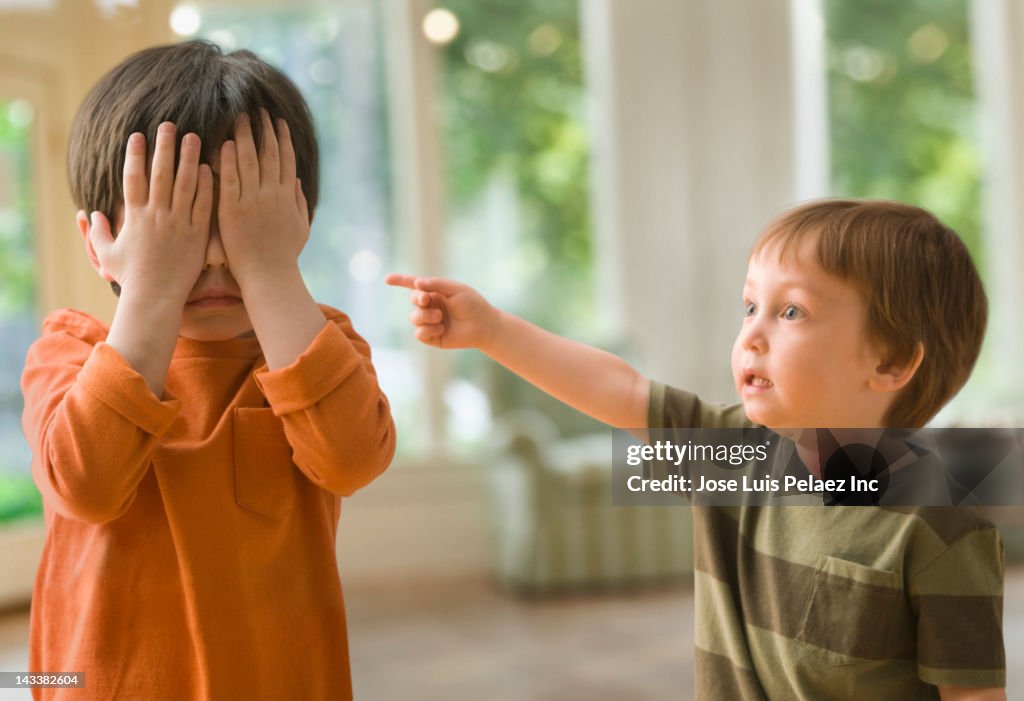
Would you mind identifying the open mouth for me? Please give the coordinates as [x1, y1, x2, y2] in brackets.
[744, 372, 774, 389]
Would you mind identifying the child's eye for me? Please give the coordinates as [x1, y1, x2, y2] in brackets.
[744, 302, 756, 317]
[782, 304, 804, 320]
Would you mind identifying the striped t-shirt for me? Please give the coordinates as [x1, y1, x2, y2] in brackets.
[650, 382, 1006, 699]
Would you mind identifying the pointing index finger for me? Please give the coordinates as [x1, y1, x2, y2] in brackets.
[385, 273, 418, 290]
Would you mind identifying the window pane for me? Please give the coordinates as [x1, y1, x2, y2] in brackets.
[825, 0, 980, 257]
[0, 98, 40, 524]
[437, 0, 595, 450]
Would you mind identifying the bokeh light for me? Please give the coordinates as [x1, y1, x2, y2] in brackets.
[169, 4, 201, 36]
[422, 8, 459, 45]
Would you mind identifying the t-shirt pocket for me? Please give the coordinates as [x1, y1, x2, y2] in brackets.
[233, 407, 298, 519]
[796, 554, 902, 664]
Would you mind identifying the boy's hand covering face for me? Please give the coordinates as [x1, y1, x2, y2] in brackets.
[217, 109, 310, 289]
[88, 123, 214, 303]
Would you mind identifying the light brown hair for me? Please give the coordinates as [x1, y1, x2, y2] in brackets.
[751, 199, 987, 428]
[68, 39, 319, 228]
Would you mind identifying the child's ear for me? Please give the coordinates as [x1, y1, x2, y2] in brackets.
[77, 210, 102, 274]
[77, 209, 115, 282]
[870, 342, 925, 393]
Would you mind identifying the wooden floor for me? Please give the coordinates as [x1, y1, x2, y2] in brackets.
[347, 576, 693, 701]
[2, 568, 1023, 700]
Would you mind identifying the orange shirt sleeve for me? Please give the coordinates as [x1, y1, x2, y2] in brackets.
[253, 310, 396, 496]
[21, 313, 180, 524]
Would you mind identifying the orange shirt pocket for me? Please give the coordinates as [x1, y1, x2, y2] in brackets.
[233, 407, 298, 520]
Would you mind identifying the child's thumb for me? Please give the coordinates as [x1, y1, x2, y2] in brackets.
[88, 211, 115, 257]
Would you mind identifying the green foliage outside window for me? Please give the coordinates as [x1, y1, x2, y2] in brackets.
[0, 99, 39, 525]
[826, 0, 980, 260]
[0, 475, 41, 524]
[0, 100, 35, 315]
[438, 0, 593, 336]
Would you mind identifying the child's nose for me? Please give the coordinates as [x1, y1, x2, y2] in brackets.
[204, 227, 228, 269]
[738, 317, 768, 353]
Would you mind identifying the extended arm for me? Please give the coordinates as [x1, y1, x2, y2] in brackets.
[387, 274, 649, 432]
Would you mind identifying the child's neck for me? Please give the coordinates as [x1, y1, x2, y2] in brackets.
[790, 428, 887, 478]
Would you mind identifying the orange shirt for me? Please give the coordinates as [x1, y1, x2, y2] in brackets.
[20, 305, 396, 700]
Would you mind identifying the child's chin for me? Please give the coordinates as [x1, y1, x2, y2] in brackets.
[179, 321, 255, 342]
[742, 404, 797, 430]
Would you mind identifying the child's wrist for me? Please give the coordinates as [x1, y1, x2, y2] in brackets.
[234, 261, 302, 294]
[479, 306, 505, 354]
[117, 277, 191, 310]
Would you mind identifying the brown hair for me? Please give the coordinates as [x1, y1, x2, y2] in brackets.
[751, 199, 987, 428]
[68, 39, 319, 227]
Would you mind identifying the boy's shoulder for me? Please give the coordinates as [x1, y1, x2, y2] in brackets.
[649, 380, 751, 430]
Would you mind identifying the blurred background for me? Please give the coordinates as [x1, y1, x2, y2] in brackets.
[1, 0, 1023, 699]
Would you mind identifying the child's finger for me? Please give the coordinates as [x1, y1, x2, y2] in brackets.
[414, 325, 445, 343]
[295, 178, 309, 228]
[409, 290, 432, 308]
[88, 212, 115, 280]
[410, 308, 443, 326]
[385, 273, 419, 290]
[414, 277, 465, 296]
[277, 118, 296, 184]
[150, 122, 177, 206]
[192, 164, 214, 229]
[123, 133, 148, 208]
[258, 108, 279, 186]
[233, 113, 259, 195]
[220, 140, 240, 203]
[172, 133, 201, 215]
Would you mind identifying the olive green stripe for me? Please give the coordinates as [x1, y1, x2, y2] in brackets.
[723, 506, 941, 573]
[908, 528, 1004, 596]
[694, 648, 767, 701]
[914, 594, 1005, 670]
[695, 506, 1000, 596]
[693, 570, 757, 667]
[879, 506, 994, 546]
